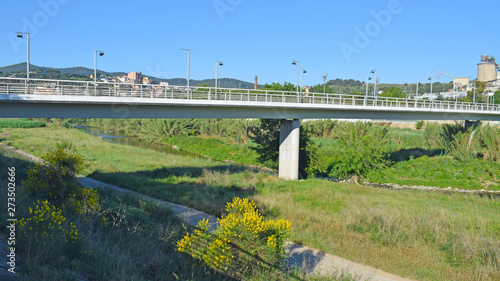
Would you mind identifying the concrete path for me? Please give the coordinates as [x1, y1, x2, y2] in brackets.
[1, 142, 415, 281]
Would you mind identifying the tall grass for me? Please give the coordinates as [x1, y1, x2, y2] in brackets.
[254, 180, 500, 281]
[0, 118, 46, 128]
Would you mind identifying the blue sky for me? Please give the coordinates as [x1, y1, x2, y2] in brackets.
[1, 0, 499, 86]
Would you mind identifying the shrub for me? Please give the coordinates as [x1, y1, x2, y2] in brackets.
[327, 122, 390, 178]
[18, 200, 79, 262]
[66, 187, 102, 219]
[302, 119, 338, 138]
[43, 146, 84, 175]
[22, 147, 84, 206]
[177, 197, 292, 279]
[477, 125, 500, 162]
[23, 163, 77, 206]
[415, 120, 425, 130]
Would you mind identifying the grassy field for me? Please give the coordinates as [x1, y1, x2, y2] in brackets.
[0, 130, 356, 281]
[1, 125, 499, 280]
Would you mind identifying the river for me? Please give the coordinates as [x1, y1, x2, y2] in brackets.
[75, 126, 198, 158]
[75, 126, 274, 172]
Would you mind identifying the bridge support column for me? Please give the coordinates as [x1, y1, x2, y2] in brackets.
[279, 119, 300, 180]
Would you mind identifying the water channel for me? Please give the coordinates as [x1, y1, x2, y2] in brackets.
[75, 126, 274, 173]
[75, 125, 199, 157]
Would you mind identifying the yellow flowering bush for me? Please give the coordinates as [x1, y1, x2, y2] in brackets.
[44, 146, 84, 175]
[18, 200, 78, 243]
[66, 187, 101, 219]
[23, 163, 74, 205]
[177, 197, 292, 278]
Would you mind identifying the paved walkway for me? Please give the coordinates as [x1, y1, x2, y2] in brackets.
[1, 142, 414, 281]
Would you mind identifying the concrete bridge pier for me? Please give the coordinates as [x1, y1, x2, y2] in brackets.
[279, 119, 300, 180]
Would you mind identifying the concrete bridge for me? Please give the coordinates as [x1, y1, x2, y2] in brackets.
[1, 77, 500, 180]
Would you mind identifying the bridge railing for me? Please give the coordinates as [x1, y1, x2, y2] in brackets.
[1, 77, 499, 113]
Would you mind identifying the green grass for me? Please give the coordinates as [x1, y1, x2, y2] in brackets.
[366, 155, 500, 190]
[0, 118, 46, 128]
[165, 135, 262, 167]
[2, 126, 500, 280]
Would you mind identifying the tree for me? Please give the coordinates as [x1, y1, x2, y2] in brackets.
[263, 82, 296, 92]
[380, 86, 406, 98]
[309, 83, 336, 94]
[494, 91, 500, 104]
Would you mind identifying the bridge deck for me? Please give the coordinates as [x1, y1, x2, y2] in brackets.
[1, 78, 499, 121]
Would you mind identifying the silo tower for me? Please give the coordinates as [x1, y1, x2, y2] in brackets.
[477, 54, 499, 83]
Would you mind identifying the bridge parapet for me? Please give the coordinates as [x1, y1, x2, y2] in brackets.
[1, 77, 500, 114]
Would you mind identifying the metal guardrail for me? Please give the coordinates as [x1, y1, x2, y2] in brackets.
[1, 77, 500, 113]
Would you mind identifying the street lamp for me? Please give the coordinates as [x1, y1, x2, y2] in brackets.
[371, 70, 377, 96]
[300, 69, 307, 93]
[215, 61, 223, 95]
[428, 77, 433, 95]
[323, 74, 328, 94]
[16, 32, 30, 82]
[366, 76, 372, 96]
[292, 61, 299, 94]
[472, 83, 476, 103]
[94, 50, 105, 85]
[416, 82, 420, 96]
[180, 48, 190, 92]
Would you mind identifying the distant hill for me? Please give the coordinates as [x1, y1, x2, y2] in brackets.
[0, 63, 126, 77]
[0, 63, 261, 89]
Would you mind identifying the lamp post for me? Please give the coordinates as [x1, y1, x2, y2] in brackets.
[300, 69, 307, 93]
[94, 50, 104, 85]
[366, 76, 372, 96]
[371, 70, 377, 96]
[292, 61, 299, 94]
[473, 83, 476, 103]
[322, 74, 328, 94]
[428, 77, 433, 95]
[16, 32, 30, 93]
[416, 82, 419, 96]
[180, 48, 190, 93]
[215, 61, 223, 96]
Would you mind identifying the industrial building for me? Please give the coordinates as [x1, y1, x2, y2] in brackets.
[477, 54, 500, 92]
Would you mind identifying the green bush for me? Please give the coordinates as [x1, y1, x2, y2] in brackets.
[326, 122, 391, 178]
[302, 119, 338, 138]
[22, 147, 84, 206]
[415, 120, 425, 130]
[0, 118, 46, 128]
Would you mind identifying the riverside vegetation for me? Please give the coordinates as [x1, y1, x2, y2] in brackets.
[0, 141, 323, 280]
[0, 120, 499, 280]
[84, 118, 500, 189]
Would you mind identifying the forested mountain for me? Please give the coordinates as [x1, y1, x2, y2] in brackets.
[0, 63, 260, 88]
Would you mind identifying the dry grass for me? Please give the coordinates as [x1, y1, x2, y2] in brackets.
[254, 181, 500, 281]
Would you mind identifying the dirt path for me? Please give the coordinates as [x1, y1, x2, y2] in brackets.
[0, 143, 415, 281]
